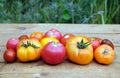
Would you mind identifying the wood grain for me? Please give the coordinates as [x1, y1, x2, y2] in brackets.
[0, 24, 120, 78]
[0, 57, 119, 78]
[0, 24, 120, 34]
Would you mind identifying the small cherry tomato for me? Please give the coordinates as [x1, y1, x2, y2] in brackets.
[4, 49, 16, 63]
[30, 32, 43, 41]
[19, 35, 29, 40]
[60, 33, 75, 46]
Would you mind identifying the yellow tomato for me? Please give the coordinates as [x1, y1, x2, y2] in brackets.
[40, 37, 59, 46]
[17, 39, 42, 62]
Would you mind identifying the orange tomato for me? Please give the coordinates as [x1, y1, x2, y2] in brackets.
[40, 37, 59, 46]
[66, 36, 93, 64]
[30, 32, 43, 41]
[17, 39, 42, 62]
[94, 44, 115, 64]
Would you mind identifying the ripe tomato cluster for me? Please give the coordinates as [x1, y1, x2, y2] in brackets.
[3, 29, 115, 65]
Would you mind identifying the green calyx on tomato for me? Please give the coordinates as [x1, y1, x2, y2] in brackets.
[102, 49, 109, 54]
[21, 41, 39, 48]
[77, 39, 90, 49]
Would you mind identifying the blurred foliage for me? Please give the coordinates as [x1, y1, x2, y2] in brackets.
[0, 0, 119, 24]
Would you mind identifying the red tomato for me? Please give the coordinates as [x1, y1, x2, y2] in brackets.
[4, 49, 16, 63]
[19, 35, 29, 40]
[44, 29, 62, 41]
[42, 42, 66, 65]
[6, 38, 20, 51]
[60, 33, 75, 46]
[101, 39, 114, 50]
[90, 37, 102, 51]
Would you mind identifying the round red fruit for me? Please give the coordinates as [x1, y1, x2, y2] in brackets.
[44, 29, 62, 40]
[6, 38, 20, 51]
[4, 49, 16, 63]
[90, 37, 102, 51]
[101, 39, 114, 49]
[42, 42, 66, 65]
[60, 33, 75, 46]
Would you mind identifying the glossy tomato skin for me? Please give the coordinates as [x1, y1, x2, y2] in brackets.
[19, 35, 29, 40]
[101, 39, 114, 50]
[66, 36, 93, 65]
[90, 37, 102, 51]
[44, 29, 62, 41]
[40, 37, 59, 46]
[17, 39, 43, 62]
[42, 42, 66, 65]
[6, 38, 20, 51]
[94, 44, 115, 64]
[60, 33, 75, 46]
[4, 49, 16, 63]
[30, 32, 43, 41]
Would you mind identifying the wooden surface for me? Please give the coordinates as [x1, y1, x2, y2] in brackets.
[0, 24, 120, 78]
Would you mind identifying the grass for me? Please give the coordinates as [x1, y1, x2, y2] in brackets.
[0, 0, 119, 24]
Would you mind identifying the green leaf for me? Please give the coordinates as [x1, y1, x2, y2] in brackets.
[62, 10, 71, 20]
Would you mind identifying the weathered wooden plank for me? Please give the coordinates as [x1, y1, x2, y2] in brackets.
[0, 57, 120, 78]
[0, 24, 120, 34]
[0, 70, 119, 78]
[0, 72, 119, 78]
[0, 47, 5, 62]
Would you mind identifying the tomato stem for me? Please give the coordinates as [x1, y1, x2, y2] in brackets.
[77, 39, 90, 49]
[53, 42, 58, 47]
[21, 41, 39, 48]
[103, 49, 109, 54]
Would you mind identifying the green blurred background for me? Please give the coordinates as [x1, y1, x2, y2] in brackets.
[0, 0, 119, 24]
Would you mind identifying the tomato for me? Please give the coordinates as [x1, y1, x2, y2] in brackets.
[60, 33, 75, 46]
[44, 29, 62, 40]
[4, 49, 16, 63]
[101, 39, 114, 50]
[40, 37, 59, 46]
[17, 39, 42, 62]
[6, 38, 20, 51]
[19, 35, 29, 40]
[42, 42, 66, 65]
[30, 32, 43, 41]
[90, 37, 102, 51]
[94, 44, 115, 64]
[66, 36, 93, 65]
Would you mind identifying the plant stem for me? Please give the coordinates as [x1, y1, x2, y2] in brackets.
[101, 14, 105, 24]
[104, 0, 107, 24]
[72, 0, 74, 24]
